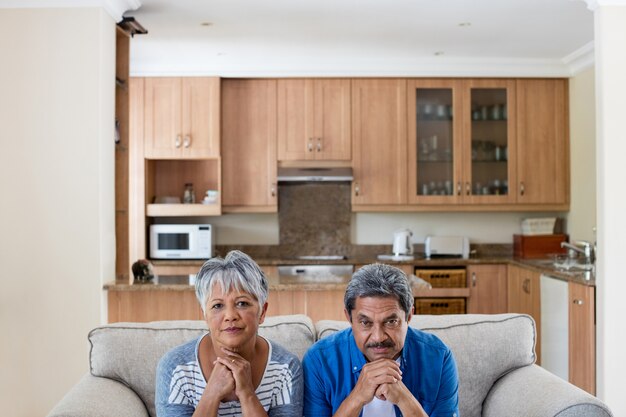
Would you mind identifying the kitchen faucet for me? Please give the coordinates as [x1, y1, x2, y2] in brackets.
[561, 240, 595, 265]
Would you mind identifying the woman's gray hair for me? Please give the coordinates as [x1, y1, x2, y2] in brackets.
[195, 250, 269, 315]
[344, 263, 414, 320]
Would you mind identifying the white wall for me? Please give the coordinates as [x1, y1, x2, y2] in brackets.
[567, 67, 596, 242]
[0, 8, 115, 416]
[594, 5, 626, 413]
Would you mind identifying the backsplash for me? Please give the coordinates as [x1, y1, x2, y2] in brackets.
[278, 182, 352, 257]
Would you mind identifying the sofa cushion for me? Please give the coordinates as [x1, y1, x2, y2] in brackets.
[89, 314, 315, 417]
[315, 313, 536, 417]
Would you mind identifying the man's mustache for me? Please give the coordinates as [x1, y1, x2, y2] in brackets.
[366, 340, 395, 349]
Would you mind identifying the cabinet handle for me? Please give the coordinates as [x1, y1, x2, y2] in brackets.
[355, 183, 360, 196]
[270, 183, 276, 197]
[522, 278, 530, 294]
[308, 139, 313, 152]
[183, 135, 191, 148]
[471, 272, 477, 287]
[175, 135, 182, 148]
[317, 138, 322, 152]
[573, 299, 584, 305]
[457, 182, 462, 196]
[520, 182, 525, 196]
[465, 182, 471, 196]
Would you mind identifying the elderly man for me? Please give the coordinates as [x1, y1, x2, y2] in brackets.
[302, 263, 459, 417]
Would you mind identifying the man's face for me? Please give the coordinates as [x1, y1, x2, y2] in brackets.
[346, 296, 410, 362]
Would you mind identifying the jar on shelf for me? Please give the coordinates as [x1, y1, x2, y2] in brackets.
[183, 183, 195, 204]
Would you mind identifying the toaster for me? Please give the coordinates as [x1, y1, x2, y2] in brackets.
[424, 236, 470, 259]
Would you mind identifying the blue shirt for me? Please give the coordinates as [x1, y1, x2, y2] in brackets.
[302, 327, 459, 417]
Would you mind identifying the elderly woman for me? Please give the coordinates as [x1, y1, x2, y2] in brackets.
[156, 250, 303, 417]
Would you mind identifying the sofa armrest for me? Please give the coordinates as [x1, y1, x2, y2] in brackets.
[483, 365, 612, 417]
[47, 374, 149, 417]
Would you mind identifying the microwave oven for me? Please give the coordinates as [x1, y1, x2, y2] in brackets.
[149, 224, 214, 259]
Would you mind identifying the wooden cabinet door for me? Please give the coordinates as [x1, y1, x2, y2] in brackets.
[222, 79, 278, 212]
[144, 77, 182, 158]
[306, 290, 347, 322]
[314, 79, 351, 160]
[569, 282, 595, 394]
[144, 77, 219, 159]
[181, 77, 220, 158]
[467, 264, 507, 314]
[407, 79, 463, 205]
[278, 79, 351, 161]
[352, 79, 408, 206]
[277, 79, 311, 160]
[461, 79, 517, 205]
[108, 290, 203, 323]
[508, 265, 541, 363]
[516, 79, 569, 205]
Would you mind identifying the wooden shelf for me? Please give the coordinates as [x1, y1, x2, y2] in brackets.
[146, 203, 221, 217]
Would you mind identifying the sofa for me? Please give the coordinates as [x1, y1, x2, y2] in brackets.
[48, 313, 612, 417]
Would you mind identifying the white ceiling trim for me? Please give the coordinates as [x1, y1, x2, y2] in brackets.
[563, 41, 595, 74]
[0, 0, 141, 22]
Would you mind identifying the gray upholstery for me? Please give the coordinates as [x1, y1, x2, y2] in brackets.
[48, 313, 612, 417]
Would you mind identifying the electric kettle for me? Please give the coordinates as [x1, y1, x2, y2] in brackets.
[392, 229, 414, 256]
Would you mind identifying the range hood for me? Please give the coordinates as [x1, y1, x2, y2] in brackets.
[277, 167, 353, 182]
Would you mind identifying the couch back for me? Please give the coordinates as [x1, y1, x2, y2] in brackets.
[88, 313, 534, 417]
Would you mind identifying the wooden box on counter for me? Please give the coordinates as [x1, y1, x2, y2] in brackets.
[513, 234, 569, 259]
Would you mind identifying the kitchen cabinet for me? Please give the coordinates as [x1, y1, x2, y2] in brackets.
[516, 79, 569, 207]
[265, 290, 346, 322]
[277, 79, 351, 161]
[466, 264, 508, 314]
[540, 275, 596, 394]
[508, 265, 541, 363]
[222, 79, 278, 212]
[144, 77, 220, 159]
[407, 79, 517, 206]
[352, 79, 408, 207]
[107, 289, 203, 322]
[569, 281, 595, 394]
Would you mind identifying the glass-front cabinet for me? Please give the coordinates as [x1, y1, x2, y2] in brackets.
[408, 79, 516, 205]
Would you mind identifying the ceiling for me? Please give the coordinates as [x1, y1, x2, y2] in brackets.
[125, 0, 595, 77]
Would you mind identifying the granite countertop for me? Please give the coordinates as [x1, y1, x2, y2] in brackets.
[104, 246, 595, 291]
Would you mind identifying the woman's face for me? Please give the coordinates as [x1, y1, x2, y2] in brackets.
[204, 283, 267, 351]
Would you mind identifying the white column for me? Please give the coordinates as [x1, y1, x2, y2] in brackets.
[586, 0, 626, 413]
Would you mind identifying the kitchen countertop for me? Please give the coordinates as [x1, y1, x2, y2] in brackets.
[104, 252, 595, 291]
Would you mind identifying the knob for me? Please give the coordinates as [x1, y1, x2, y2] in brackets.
[573, 299, 584, 305]
[355, 183, 360, 196]
[316, 138, 322, 152]
[270, 183, 276, 197]
[520, 182, 525, 196]
[175, 135, 182, 148]
[183, 135, 191, 148]
[471, 272, 477, 287]
[308, 139, 313, 152]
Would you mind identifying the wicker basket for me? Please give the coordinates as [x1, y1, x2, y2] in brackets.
[414, 298, 466, 315]
[415, 269, 466, 288]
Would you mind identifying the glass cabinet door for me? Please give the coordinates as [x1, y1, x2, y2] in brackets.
[408, 80, 462, 204]
[463, 80, 516, 203]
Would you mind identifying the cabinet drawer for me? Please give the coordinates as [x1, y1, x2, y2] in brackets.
[415, 269, 466, 288]
[414, 298, 466, 315]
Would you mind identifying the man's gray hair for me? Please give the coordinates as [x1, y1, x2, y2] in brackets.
[344, 263, 414, 320]
[195, 250, 269, 315]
